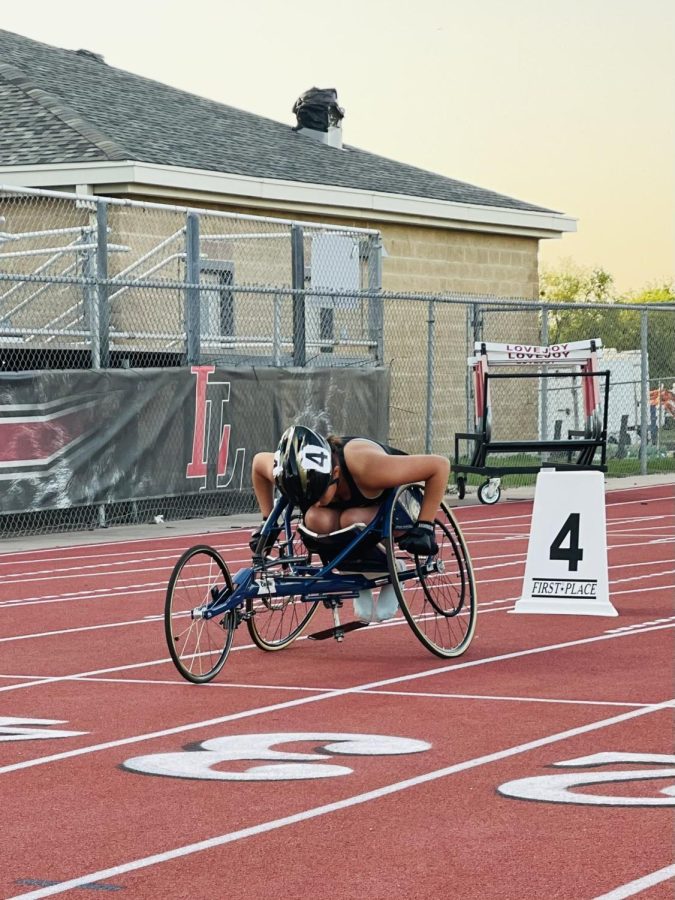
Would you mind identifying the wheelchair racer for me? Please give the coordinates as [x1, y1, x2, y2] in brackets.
[250, 425, 450, 558]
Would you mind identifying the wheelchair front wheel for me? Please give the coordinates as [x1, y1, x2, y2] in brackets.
[386, 485, 477, 659]
[165, 545, 235, 683]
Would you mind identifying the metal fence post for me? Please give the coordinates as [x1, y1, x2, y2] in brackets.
[465, 304, 472, 433]
[540, 305, 549, 439]
[426, 299, 436, 453]
[82, 233, 100, 369]
[96, 200, 109, 368]
[272, 293, 282, 365]
[465, 302, 483, 434]
[185, 211, 201, 365]
[94, 200, 109, 528]
[367, 234, 384, 364]
[640, 309, 649, 475]
[291, 224, 306, 367]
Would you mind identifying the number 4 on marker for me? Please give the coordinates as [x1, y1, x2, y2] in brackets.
[549, 513, 584, 572]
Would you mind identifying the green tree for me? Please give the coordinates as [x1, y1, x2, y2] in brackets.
[539, 261, 616, 346]
[624, 283, 675, 381]
[540, 263, 675, 382]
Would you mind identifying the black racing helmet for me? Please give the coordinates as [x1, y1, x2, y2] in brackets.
[273, 426, 333, 510]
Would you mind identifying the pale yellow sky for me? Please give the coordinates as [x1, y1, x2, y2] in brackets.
[3, 0, 673, 294]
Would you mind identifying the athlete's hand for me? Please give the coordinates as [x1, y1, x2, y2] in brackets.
[249, 523, 281, 555]
[397, 520, 438, 556]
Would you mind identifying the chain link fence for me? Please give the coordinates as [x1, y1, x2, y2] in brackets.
[0, 186, 382, 370]
[1, 185, 673, 537]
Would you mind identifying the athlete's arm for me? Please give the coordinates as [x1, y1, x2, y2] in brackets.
[251, 451, 276, 517]
[344, 441, 450, 522]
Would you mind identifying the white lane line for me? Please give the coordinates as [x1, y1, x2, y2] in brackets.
[0, 617, 158, 643]
[362, 690, 652, 708]
[0, 546, 669, 612]
[462, 514, 674, 537]
[472, 550, 526, 562]
[457, 488, 674, 527]
[608, 514, 675, 524]
[0, 553, 247, 595]
[0, 556, 183, 582]
[0, 532, 670, 608]
[2, 620, 675, 774]
[0, 546, 225, 568]
[0, 545, 245, 582]
[70, 677, 654, 708]
[1, 574, 672, 646]
[0, 674, 46, 681]
[472, 567, 675, 590]
[0, 482, 667, 565]
[480, 571, 675, 590]
[605, 584, 675, 597]
[609, 528, 675, 537]
[0, 530, 239, 562]
[71, 677, 338, 691]
[608, 538, 675, 550]
[7, 697, 674, 900]
[0, 596, 510, 647]
[610, 569, 675, 584]
[1, 563, 180, 586]
[593, 863, 675, 899]
[1, 545, 668, 611]
[601, 558, 673, 573]
[0, 585, 165, 610]
[605, 491, 675, 505]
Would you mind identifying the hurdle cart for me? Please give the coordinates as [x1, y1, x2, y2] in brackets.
[453, 339, 610, 505]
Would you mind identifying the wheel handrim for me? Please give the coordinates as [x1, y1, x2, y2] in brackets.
[388, 488, 476, 658]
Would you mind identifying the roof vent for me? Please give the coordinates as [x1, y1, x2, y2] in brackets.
[292, 87, 344, 149]
[75, 49, 105, 63]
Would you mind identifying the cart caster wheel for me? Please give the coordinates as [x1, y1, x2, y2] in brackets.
[456, 477, 466, 500]
[478, 480, 501, 505]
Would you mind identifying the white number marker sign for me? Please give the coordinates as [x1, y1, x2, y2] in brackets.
[514, 470, 617, 616]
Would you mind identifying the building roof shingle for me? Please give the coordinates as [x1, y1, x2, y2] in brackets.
[0, 29, 557, 214]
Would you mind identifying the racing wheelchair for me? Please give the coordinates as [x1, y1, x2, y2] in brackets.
[165, 483, 477, 683]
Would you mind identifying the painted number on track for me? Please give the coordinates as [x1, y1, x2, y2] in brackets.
[123, 732, 431, 781]
[0, 717, 87, 742]
[499, 752, 675, 806]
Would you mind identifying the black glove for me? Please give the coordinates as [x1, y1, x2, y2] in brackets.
[397, 520, 438, 556]
[249, 522, 281, 556]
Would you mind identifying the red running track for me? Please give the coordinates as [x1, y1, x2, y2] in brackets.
[0, 483, 673, 899]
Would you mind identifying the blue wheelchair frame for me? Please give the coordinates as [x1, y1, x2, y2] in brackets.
[199, 486, 425, 622]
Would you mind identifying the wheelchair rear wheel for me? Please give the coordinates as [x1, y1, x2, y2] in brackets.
[165, 545, 235, 683]
[386, 484, 477, 658]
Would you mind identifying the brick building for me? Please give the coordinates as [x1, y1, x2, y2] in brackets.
[0, 29, 574, 300]
[0, 29, 575, 452]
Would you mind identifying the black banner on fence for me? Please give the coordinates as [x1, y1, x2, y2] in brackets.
[0, 366, 390, 515]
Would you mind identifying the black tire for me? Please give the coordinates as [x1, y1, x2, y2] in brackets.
[457, 477, 466, 500]
[478, 481, 501, 505]
[165, 545, 235, 683]
[385, 484, 477, 658]
[247, 522, 319, 651]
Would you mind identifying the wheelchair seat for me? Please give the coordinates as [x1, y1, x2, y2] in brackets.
[297, 522, 389, 574]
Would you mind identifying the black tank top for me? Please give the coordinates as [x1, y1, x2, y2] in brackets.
[327, 436, 407, 510]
